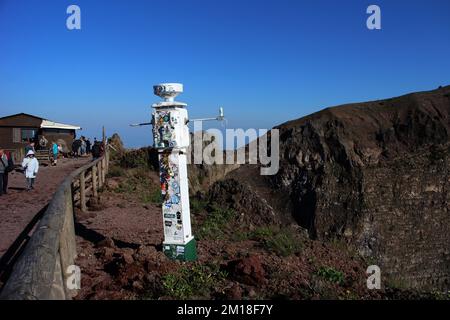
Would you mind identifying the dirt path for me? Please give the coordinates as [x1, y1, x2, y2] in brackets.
[0, 157, 90, 257]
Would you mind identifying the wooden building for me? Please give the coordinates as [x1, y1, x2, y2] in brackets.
[0, 113, 81, 161]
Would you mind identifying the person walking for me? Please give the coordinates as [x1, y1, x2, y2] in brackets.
[0, 149, 8, 196]
[72, 139, 80, 158]
[86, 138, 91, 155]
[91, 141, 101, 160]
[22, 150, 39, 191]
[51, 141, 59, 166]
[80, 137, 87, 156]
[0, 149, 14, 195]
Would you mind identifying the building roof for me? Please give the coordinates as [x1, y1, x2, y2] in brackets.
[41, 120, 81, 130]
[0, 113, 81, 130]
[0, 112, 44, 121]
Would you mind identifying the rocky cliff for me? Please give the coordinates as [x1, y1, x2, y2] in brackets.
[267, 85, 450, 290]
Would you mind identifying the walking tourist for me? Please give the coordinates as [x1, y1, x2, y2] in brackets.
[22, 150, 39, 191]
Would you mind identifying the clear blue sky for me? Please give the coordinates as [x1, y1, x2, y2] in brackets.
[1, 0, 449, 147]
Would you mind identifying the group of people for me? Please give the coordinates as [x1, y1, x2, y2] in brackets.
[0, 147, 38, 194]
[0, 135, 105, 195]
[72, 136, 105, 159]
[71, 136, 91, 158]
[35, 137, 62, 166]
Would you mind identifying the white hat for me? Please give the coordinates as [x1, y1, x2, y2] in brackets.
[26, 150, 35, 156]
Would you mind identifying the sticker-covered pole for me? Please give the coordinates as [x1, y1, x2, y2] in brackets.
[151, 83, 197, 261]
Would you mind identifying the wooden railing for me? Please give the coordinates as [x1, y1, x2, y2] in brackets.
[72, 151, 109, 212]
[0, 149, 109, 300]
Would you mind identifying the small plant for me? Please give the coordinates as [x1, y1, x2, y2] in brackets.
[196, 205, 235, 240]
[431, 290, 450, 300]
[141, 188, 162, 204]
[190, 198, 207, 214]
[385, 277, 409, 290]
[315, 267, 345, 285]
[262, 229, 302, 257]
[162, 264, 227, 299]
[231, 230, 250, 241]
[115, 181, 136, 194]
[249, 226, 278, 240]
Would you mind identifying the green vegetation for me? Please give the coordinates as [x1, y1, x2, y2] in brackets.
[196, 205, 235, 240]
[234, 225, 302, 257]
[190, 198, 207, 214]
[262, 229, 302, 257]
[162, 264, 227, 299]
[141, 188, 162, 204]
[119, 148, 158, 170]
[107, 165, 126, 178]
[385, 277, 409, 290]
[431, 290, 450, 300]
[249, 225, 278, 240]
[115, 181, 134, 194]
[110, 166, 161, 205]
[315, 266, 345, 285]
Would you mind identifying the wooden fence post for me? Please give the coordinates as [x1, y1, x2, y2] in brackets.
[102, 157, 106, 184]
[106, 149, 110, 173]
[79, 172, 87, 212]
[98, 161, 103, 188]
[92, 165, 98, 198]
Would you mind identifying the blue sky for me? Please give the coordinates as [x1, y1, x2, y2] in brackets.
[1, 0, 449, 147]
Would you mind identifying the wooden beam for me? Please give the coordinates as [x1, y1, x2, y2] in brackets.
[79, 172, 87, 212]
[92, 165, 98, 198]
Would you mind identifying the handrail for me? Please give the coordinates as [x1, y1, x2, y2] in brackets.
[0, 149, 109, 300]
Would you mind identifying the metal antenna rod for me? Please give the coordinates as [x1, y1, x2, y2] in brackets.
[129, 122, 153, 127]
[188, 107, 224, 123]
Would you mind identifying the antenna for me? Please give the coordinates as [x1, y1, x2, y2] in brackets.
[129, 121, 152, 127]
[189, 107, 225, 123]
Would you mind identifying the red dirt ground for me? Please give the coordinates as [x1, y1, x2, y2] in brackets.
[73, 170, 378, 300]
[0, 157, 90, 257]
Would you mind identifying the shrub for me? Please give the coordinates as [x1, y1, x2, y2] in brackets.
[141, 188, 162, 204]
[196, 205, 235, 240]
[190, 198, 207, 214]
[162, 264, 227, 299]
[119, 147, 159, 170]
[115, 181, 135, 194]
[315, 267, 345, 285]
[262, 229, 302, 257]
[249, 226, 278, 240]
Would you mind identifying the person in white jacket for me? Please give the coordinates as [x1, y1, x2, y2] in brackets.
[22, 150, 39, 191]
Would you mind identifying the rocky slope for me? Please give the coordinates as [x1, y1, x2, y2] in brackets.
[261, 85, 450, 290]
